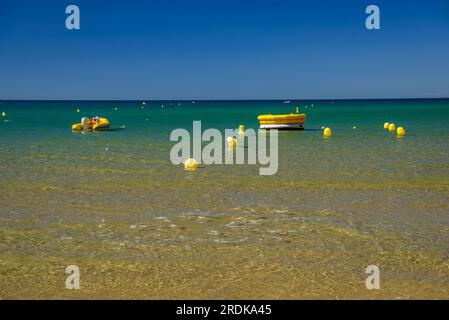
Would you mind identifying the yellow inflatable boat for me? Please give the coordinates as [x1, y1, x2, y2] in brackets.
[72, 117, 110, 131]
[257, 113, 306, 130]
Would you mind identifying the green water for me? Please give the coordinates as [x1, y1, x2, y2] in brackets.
[1, 99, 448, 299]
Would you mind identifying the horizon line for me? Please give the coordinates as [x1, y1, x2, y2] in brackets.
[1, 97, 449, 102]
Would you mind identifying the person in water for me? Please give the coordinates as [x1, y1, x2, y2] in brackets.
[81, 117, 90, 130]
[81, 117, 98, 130]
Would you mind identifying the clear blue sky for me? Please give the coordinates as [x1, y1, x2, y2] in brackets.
[0, 0, 448, 100]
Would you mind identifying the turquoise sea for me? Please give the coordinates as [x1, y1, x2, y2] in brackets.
[1, 99, 448, 299]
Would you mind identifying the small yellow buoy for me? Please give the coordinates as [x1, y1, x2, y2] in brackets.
[76, 108, 80, 113]
[184, 158, 198, 170]
[397, 127, 405, 137]
[353, 125, 357, 129]
[388, 123, 396, 132]
[1, 111, 6, 118]
[238, 125, 245, 135]
[227, 136, 237, 148]
[323, 127, 332, 137]
[296, 107, 299, 113]
[384, 122, 389, 129]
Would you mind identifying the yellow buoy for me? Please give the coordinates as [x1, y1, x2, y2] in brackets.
[296, 107, 299, 113]
[76, 108, 80, 113]
[238, 125, 245, 135]
[323, 127, 332, 137]
[227, 136, 237, 148]
[397, 127, 405, 137]
[384, 122, 389, 129]
[184, 158, 198, 170]
[388, 123, 396, 132]
[353, 125, 357, 129]
[1, 111, 6, 118]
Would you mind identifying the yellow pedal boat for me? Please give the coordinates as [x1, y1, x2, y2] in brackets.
[72, 117, 110, 131]
[257, 113, 306, 130]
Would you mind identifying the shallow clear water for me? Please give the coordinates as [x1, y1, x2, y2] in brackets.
[0, 99, 448, 299]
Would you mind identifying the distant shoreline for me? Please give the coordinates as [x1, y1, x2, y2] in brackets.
[1, 98, 449, 102]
